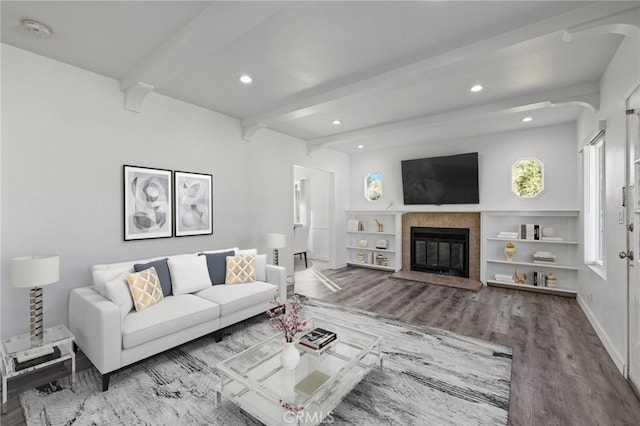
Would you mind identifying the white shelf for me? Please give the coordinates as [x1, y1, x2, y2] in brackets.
[487, 238, 578, 245]
[482, 211, 579, 293]
[346, 246, 396, 253]
[346, 261, 395, 272]
[346, 211, 402, 272]
[486, 259, 578, 271]
[486, 280, 577, 298]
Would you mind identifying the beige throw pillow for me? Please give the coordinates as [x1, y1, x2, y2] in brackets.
[225, 255, 256, 284]
[127, 267, 164, 311]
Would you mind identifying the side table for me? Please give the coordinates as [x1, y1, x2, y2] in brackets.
[1, 325, 75, 414]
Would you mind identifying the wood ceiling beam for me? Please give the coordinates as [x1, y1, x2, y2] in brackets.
[306, 82, 599, 152]
[242, 2, 636, 129]
[119, 2, 283, 112]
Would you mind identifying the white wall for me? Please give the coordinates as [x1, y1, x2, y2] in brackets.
[576, 36, 640, 373]
[348, 123, 578, 212]
[0, 45, 349, 338]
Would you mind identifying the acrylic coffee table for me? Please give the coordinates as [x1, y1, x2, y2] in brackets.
[216, 316, 382, 425]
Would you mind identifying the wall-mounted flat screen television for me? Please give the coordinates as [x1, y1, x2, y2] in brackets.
[401, 152, 479, 205]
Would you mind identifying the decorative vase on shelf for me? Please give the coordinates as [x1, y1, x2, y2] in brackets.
[280, 342, 300, 370]
[546, 273, 557, 288]
[359, 239, 368, 247]
[504, 242, 517, 261]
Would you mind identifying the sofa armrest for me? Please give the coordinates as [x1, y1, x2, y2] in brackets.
[265, 264, 288, 302]
[68, 286, 121, 374]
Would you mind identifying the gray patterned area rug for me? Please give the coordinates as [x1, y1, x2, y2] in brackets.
[20, 299, 512, 425]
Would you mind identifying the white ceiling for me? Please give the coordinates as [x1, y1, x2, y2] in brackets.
[2, 1, 638, 154]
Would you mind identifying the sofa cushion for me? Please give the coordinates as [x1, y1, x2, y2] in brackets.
[255, 254, 267, 282]
[198, 250, 234, 285]
[195, 281, 277, 316]
[134, 258, 172, 296]
[168, 256, 212, 295]
[127, 267, 164, 312]
[226, 255, 256, 284]
[122, 295, 220, 349]
[104, 273, 134, 320]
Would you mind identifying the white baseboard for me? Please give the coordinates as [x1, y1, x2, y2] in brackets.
[577, 294, 625, 375]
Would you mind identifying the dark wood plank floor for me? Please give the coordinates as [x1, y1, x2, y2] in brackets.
[295, 260, 640, 425]
[2, 260, 639, 425]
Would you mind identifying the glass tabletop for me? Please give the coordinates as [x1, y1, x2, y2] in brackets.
[1, 325, 74, 357]
[217, 316, 382, 415]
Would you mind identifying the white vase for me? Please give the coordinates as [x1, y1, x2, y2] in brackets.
[280, 342, 300, 370]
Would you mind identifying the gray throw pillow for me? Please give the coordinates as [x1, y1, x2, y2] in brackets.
[199, 250, 234, 285]
[133, 258, 172, 296]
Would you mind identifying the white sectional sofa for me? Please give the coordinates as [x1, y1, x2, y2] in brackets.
[68, 248, 286, 391]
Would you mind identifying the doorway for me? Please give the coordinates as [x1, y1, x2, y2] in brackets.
[293, 165, 334, 270]
[626, 84, 640, 393]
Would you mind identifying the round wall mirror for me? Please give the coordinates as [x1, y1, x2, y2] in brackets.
[511, 157, 544, 198]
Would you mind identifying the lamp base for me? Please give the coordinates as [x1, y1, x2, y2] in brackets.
[30, 286, 44, 347]
[273, 249, 280, 266]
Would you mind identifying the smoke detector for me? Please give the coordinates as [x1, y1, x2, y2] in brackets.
[21, 19, 53, 39]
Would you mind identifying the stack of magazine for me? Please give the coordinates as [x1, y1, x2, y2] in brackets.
[296, 328, 337, 353]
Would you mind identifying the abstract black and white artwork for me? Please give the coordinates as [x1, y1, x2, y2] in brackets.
[174, 171, 213, 237]
[123, 165, 172, 240]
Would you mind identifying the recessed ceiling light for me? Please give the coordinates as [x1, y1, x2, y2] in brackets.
[21, 19, 52, 39]
[239, 75, 253, 84]
[522, 117, 533, 122]
[332, 119, 342, 125]
[470, 84, 483, 93]
[357, 144, 364, 149]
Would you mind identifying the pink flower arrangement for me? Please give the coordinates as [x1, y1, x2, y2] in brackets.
[266, 291, 307, 343]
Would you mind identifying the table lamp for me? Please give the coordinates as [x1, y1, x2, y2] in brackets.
[12, 255, 59, 346]
[265, 233, 286, 266]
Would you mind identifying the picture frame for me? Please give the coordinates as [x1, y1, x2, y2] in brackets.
[123, 165, 173, 241]
[174, 171, 213, 237]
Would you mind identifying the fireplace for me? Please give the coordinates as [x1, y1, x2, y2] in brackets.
[410, 227, 470, 278]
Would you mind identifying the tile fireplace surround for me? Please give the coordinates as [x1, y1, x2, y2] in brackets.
[402, 212, 481, 281]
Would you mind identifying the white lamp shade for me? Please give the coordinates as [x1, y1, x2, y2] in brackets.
[266, 233, 286, 249]
[12, 255, 59, 288]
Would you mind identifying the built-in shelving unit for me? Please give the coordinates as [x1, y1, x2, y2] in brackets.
[482, 211, 580, 298]
[345, 211, 402, 272]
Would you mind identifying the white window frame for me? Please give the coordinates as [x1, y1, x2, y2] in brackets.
[584, 130, 606, 277]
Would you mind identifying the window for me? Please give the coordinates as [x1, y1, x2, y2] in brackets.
[365, 172, 383, 201]
[511, 157, 544, 198]
[584, 132, 606, 270]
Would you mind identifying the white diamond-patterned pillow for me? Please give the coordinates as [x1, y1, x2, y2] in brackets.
[127, 267, 164, 311]
[225, 255, 256, 284]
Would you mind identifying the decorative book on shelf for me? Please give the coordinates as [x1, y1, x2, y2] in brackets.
[296, 328, 337, 350]
[532, 251, 556, 264]
[13, 346, 61, 371]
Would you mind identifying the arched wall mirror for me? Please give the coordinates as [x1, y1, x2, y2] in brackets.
[365, 172, 383, 201]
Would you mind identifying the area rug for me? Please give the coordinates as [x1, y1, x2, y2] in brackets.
[20, 298, 512, 425]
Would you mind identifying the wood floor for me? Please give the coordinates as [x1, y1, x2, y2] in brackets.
[2, 259, 639, 425]
[295, 260, 640, 425]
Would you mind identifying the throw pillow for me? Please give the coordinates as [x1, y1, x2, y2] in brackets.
[168, 255, 212, 295]
[226, 255, 256, 284]
[92, 267, 133, 298]
[236, 248, 258, 256]
[255, 254, 267, 282]
[198, 250, 234, 285]
[127, 267, 164, 312]
[134, 258, 172, 296]
[104, 273, 134, 320]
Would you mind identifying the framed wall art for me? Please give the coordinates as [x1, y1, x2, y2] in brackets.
[123, 165, 173, 240]
[174, 171, 213, 237]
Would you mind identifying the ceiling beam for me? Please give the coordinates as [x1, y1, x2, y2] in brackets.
[119, 2, 284, 112]
[306, 82, 599, 152]
[563, 6, 640, 42]
[242, 2, 636, 129]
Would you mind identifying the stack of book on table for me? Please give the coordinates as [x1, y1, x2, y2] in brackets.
[296, 328, 337, 354]
[496, 231, 519, 239]
[494, 274, 515, 284]
[532, 251, 556, 264]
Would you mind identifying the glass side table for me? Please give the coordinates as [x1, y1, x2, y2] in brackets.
[1, 325, 75, 413]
